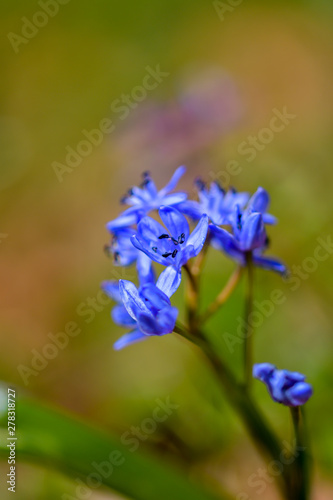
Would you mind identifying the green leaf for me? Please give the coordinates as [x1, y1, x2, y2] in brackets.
[0, 390, 227, 500]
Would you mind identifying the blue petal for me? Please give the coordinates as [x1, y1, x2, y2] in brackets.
[156, 306, 178, 334]
[137, 312, 163, 335]
[284, 383, 313, 406]
[159, 206, 190, 240]
[119, 280, 149, 320]
[140, 283, 171, 309]
[136, 253, 155, 285]
[253, 363, 275, 381]
[263, 213, 277, 225]
[158, 166, 186, 196]
[186, 214, 209, 255]
[114, 328, 148, 350]
[106, 208, 138, 231]
[178, 244, 196, 267]
[145, 178, 158, 198]
[112, 304, 136, 327]
[161, 192, 188, 205]
[131, 235, 168, 266]
[156, 266, 182, 297]
[209, 225, 245, 264]
[252, 255, 287, 275]
[101, 280, 121, 302]
[248, 187, 270, 214]
[137, 216, 166, 241]
[239, 213, 266, 251]
[177, 200, 202, 220]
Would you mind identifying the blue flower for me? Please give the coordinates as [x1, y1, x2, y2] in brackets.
[103, 269, 179, 350]
[106, 166, 187, 231]
[131, 206, 209, 294]
[105, 227, 138, 266]
[210, 198, 286, 275]
[243, 187, 277, 225]
[253, 363, 313, 407]
[179, 180, 249, 225]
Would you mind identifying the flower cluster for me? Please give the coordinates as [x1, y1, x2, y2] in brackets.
[103, 167, 287, 350]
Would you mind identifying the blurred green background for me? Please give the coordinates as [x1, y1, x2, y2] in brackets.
[0, 0, 333, 498]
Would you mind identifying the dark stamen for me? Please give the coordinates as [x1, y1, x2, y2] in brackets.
[152, 246, 157, 253]
[237, 213, 242, 230]
[195, 178, 205, 191]
[215, 182, 226, 195]
[158, 233, 170, 239]
[171, 237, 178, 245]
[172, 249, 178, 258]
[178, 233, 185, 244]
[114, 251, 120, 263]
[162, 252, 172, 258]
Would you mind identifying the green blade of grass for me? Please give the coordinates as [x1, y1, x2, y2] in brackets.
[0, 391, 228, 500]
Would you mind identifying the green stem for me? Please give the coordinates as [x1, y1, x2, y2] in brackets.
[290, 407, 311, 500]
[244, 252, 254, 389]
[174, 323, 289, 497]
[200, 266, 243, 324]
[183, 263, 200, 332]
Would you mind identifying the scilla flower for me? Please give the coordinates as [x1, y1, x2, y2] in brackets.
[253, 363, 313, 407]
[179, 180, 249, 225]
[210, 205, 286, 274]
[244, 187, 277, 225]
[131, 206, 209, 294]
[110, 274, 178, 350]
[107, 166, 187, 231]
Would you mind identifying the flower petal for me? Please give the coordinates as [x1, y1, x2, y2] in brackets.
[101, 280, 121, 302]
[284, 383, 313, 406]
[240, 213, 266, 251]
[186, 214, 209, 255]
[137, 312, 162, 335]
[252, 255, 287, 275]
[136, 253, 155, 285]
[158, 165, 186, 196]
[156, 266, 182, 297]
[106, 208, 139, 231]
[177, 200, 202, 220]
[159, 206, 190, 240]
[137, 216, 166, 241]
[119, 280, 150, 320]
[112, 304, 136, 327]
[209, 225, 245, 264]
[114, 328, 148, 350]
[131, 235, 169, 266]
[140, 283, 171, 309]
[156, 306, 178, 334]
[161, 192, 188, 205]
[248, 187, 270, 214]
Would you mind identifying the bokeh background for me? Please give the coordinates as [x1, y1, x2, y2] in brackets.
[0, 0, 333, 498]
